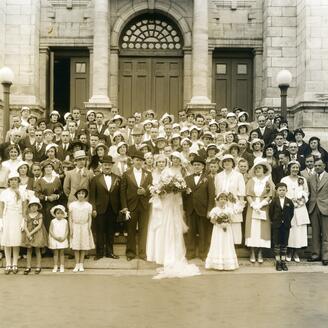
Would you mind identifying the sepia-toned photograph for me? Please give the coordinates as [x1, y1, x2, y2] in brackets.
[0, 1, 327, 327]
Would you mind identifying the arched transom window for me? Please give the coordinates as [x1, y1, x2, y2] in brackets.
[120, 14, 183, 51]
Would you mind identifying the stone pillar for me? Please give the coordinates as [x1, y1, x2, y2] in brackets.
[39, 47, 50, 111]
[87, 0, 111, 110]
[253, 48, 263, 111]
[109, 49, 119, 108]
[187, 0, 215, 113]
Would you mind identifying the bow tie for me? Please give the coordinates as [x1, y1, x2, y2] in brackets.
[104, 174, 111, 177]
[194, 173, 201, 177]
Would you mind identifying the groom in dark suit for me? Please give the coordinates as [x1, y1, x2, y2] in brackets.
[183, 155, 215, 260]
[120, 151, 153, 261]
[89, 155, 121, 260]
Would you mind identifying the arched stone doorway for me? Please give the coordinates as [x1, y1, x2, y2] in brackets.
[118, 13, 184, 117]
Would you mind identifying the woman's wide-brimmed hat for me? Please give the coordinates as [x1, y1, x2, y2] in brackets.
[95, 142, 109, 151]
[160, 113, 174, 124]
[220, 154, 236, 169]
[249, 157, 272, 177]
[180, 137, 192, 146]
[8, 171, 21, 182]
[116, 141, 128, 153]
[86, 109, 96, 118]
[28, 196, 42, 209]
[250, 138, 265, 149]
[238, 111, 249, 121]
[41, 159, 56, 170]
[170, 151, 184, 162]
[228, 142, 241, 153]
[50, 205, 67, 218]
[17, 161, 29, 171]
[50, 110, 60, 118]
[45, 143, 58, 153]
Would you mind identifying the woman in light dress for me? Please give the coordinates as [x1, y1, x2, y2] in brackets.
[245, 158, 275, 263]
[146, 154, 167, 263]
[281, 161, 310, 262]
[152, 152, 200, 279]
[214, 154, 246, 245]
[0, 172, 28, 274]
[2, 145, 22, 173]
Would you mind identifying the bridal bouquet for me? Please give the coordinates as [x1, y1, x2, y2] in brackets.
[151, 174, 187, 196]
[209, 207, 232, 231]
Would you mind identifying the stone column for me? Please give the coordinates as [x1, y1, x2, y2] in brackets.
[87, 0, 111, 108]
[187, 0, 215, 113]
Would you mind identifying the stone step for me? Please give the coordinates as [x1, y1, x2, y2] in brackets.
[0, 257, 322, 270]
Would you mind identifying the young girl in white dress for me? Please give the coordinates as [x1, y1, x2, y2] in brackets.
[49, 205, 69, 273]
[206, 193, 239, 271]
[68, 188, 95, 272]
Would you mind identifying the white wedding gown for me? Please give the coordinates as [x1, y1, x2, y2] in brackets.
[150, 167, 201, 279]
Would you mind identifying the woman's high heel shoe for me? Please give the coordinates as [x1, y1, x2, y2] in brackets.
[12, 266, 18, 274]
[24, 268, 31, 275]
[4, 266, 11, 275]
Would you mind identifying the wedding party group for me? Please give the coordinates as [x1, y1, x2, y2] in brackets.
[0, 105, 328, 278]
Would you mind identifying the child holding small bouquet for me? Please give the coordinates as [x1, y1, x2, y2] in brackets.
[205, 192, 239, 271]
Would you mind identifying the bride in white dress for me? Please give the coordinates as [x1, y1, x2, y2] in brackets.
[152, 152, 200, 279]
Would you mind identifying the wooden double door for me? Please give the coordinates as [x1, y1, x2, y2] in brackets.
[213, 53, 253, 115]
[119, 57, 183, 117]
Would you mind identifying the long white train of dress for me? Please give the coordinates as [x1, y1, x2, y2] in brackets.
[152, 192, 201, 279]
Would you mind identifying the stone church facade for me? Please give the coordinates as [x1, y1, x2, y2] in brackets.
[0, 0, 328, 139]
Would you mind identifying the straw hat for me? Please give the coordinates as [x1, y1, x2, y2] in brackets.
[220, 154, 236, 169]
[28, 197, 42, 209]
[249, 158, 272, 177]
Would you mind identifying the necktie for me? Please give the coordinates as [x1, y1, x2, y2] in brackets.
[37, 143, 41, 152]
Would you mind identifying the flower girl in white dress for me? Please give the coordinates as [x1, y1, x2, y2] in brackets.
[205, 192, 239, 271]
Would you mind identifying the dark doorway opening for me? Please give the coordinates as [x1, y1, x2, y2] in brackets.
[54, 57, 70, 118]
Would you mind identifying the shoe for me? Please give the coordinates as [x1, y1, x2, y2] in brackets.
[127, 256, 135, 261]
[293, 254, 300, 263]
[4, 266, 11, 275]
[107, 253, 119, 259]
[286, 255, 292, 262]
[52, 266, 58, 273]
[249, 256, 256, 263]
[73, 265, 79, 272]
[24, 268, 31, 275]
[322, 260, 328, 266]
[59, 265, 65, 273]
[257, 257, 264, 264]
[79, 264, 85, 272]
[94, 254, 103, 260]
[114, 232, 120, 237]
[123, 232, 128, 237]
[85, 255, 90, 260]
[281, 261, 288, 271]
[275, 261, 282, 271]
[307, 257, 321, 262]
[35, 268, 41, 274]
[12, 266, 18, 274]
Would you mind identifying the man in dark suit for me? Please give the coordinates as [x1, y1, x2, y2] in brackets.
[145, 127, 159, 154]
[254, 115, 274, 146]
[120, 151, 152, 261]
[127, 127, 144, 157]
[269, 182, 295, 271]
[183, 155, 215, 260]
[32, 129, 47, 162]
[307, 159, 328, 265]
[89, 155, 121, 260]
[272, 150, 290, 185]
[57, 130, 72, 161]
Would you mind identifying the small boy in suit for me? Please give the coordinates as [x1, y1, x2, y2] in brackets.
[269, 182, 295, 271]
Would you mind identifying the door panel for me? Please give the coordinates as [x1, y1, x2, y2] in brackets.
[70, 57, 89, 111]
[213, 55, 253, 115]
[119, 57, 183, 117]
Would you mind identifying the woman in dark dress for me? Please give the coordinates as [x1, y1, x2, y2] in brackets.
[34, 161, 63, 231]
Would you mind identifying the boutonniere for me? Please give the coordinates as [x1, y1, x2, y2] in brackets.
[286, 203, 290, 207]
[144, 172, 148, 178]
